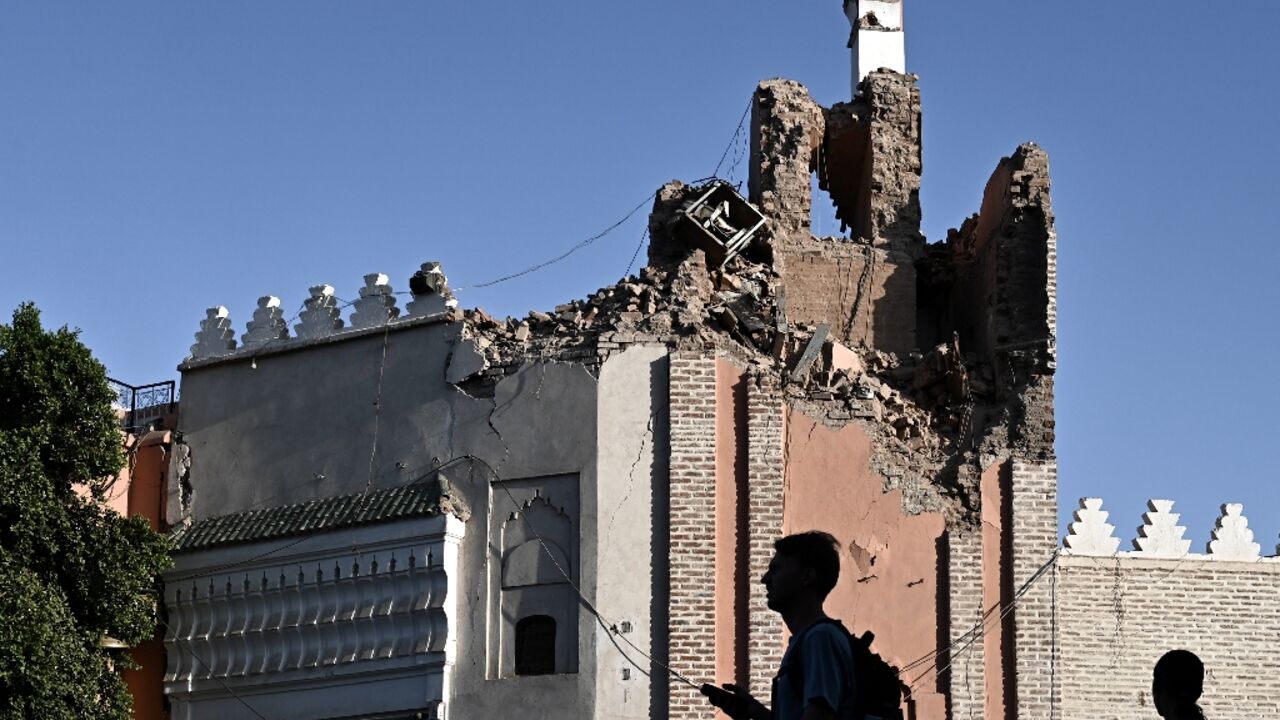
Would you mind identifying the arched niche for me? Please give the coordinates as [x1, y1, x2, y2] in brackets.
[502, 539, 571, 589]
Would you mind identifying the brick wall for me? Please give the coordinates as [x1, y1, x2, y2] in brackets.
[1057, 555, 1280, 719]
[779, 245, 916, 356]
[745, 373, 785, 699]
[1009, 461, 1060, 719]
[750, 79, 824, 235]
[944, 529, 987, 720]
[667, 353, 719, 719]
[862, 72, 923, 250]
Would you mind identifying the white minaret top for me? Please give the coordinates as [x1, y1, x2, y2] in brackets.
[845, 0, 906, 97]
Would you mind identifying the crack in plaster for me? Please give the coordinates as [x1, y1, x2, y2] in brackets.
[605, 400, 670, 542]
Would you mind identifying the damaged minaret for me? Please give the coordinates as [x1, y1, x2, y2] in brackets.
[845, 0, 906, 95]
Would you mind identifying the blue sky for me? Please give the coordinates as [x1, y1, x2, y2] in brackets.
[2, 1, 1277, 550]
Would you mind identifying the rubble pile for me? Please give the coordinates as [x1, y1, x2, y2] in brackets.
[451, 181, 1000, 499]
[453, 247, 783, 391]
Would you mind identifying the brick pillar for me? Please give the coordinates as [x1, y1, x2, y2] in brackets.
[749, 79, 824, 236]
[668, 353, 718, 719]
[745, 374, 785, 699]
[1010, 461, 1059, 719]
[862, 71, 923, 250]
[945, 529, 986, 720]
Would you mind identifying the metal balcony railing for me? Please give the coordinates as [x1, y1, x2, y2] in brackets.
[106, 377, 177, 433]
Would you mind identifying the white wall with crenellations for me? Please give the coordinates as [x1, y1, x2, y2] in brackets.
[1056, 498, 1280, 719]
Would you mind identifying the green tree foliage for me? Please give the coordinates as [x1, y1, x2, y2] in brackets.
[0, 303, 172, 720]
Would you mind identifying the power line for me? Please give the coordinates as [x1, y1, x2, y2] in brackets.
[453, 192, 656, 292]
[473, 455, 702, 690]
[158, 616, 271, 720]
[624, 227, 650, 278]
[712, 96, 753, 180]
[905, 550, 1061, 693]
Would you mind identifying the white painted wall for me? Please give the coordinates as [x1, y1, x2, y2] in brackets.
[846, 0, 907, 96]
[594, 345, 670, 719]
[176, 321, 672, 718]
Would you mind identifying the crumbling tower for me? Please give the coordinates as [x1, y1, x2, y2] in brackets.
[696, 1, 1059, 717]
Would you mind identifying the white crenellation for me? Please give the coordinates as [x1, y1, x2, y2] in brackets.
[1208, 503, 1261, 561]
[191, 306, 237, 359]
[1063, 497, 1120, 556]
[1132, 499, 1192, 558]
[406, 261, 457, 318]
[349, 273, 400, 329]
[294, 284, 345, 340]
[241, 296, 289, 348]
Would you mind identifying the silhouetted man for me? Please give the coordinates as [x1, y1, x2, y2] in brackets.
[702, 531, 857, 720]
[1153, 649, 1206, 720]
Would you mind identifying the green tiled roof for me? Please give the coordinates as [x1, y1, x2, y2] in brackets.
[171, 482, 444, 552]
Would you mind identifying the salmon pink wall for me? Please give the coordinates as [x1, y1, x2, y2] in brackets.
[981, 461, 1011, 720]
[714, 360, 750, 695]
[781, 410, 947, 720]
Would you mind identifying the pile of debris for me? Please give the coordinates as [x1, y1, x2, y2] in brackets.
[450, 179, 999, 484]
[453, 247, 782, 390]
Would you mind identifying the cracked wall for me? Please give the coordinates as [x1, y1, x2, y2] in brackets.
[176, 315, 674, 719]
[739, 60, 1059, 719]
[782, 411, 948, 719]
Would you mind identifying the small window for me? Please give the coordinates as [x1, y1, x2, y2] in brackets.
[514, 615, 557, 676]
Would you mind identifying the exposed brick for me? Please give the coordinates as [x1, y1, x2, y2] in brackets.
[1057, 555, 1280, 719]
[668, 353, 720, 720]
[745, 374, 785, 699]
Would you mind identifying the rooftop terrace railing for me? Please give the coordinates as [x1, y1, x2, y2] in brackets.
[106, 377, 177, 434]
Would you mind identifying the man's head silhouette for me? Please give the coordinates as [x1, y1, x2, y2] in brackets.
[1153, 649, 1204, 719]
[762, 531, 840, 615]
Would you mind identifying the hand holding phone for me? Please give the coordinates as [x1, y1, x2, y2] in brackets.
[700, 683, 750, 719]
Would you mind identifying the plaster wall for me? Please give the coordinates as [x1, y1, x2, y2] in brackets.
[129, 432, 170, 530]
[593, 345, 670, 718]
[714, 360, 749, 693]
[437, 361, 602, 719]
[176, 321, 660, 718]
[852, 31, 906, 94]
[96, 430, 172, 720]
[980, 462, 1010, 720]
[846, 0, 904, 28]
[1057, 555, 1280, 719]
[780, 411, 946, 719]
[176, 320, 500, 518]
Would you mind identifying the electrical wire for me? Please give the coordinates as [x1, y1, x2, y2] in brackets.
[712, 97, 753, 180]
[624, 227, 650, 279]
[156, 616, 271, 720]
[470, 454, 702, 690]
[452, 192, 657, 292]
[906, 550, 1061, 693]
